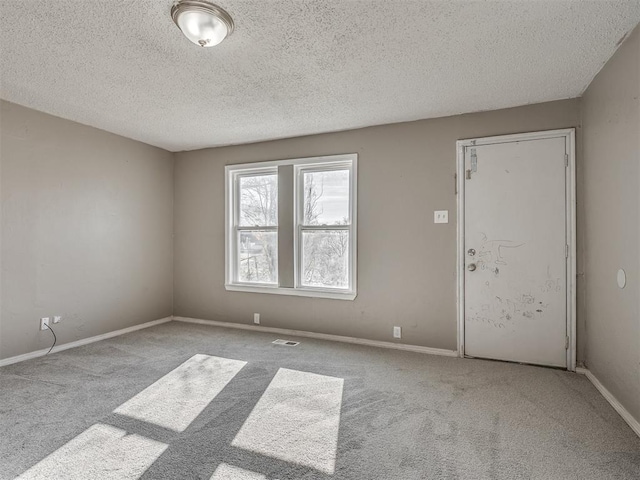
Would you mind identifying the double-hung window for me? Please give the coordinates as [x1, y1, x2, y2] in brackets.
[226, 154, 357, 300]
[233, 168, 278, 285]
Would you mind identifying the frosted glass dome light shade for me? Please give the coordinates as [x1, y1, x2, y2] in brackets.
[171, 1, 234, 47]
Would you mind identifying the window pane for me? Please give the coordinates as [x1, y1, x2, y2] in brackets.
[301, 230, 349, 289]
[238, 231, 278, 284]
[240, 174, 277, 226]
[303, 170, 349, 226]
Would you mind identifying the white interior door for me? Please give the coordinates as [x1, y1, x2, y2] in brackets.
[463, 135, 569, 368]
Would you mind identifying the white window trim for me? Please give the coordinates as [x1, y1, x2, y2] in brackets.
[294, 160, 357, 297]
[225, 154, 358, 301]
[226, 165, 279, 287]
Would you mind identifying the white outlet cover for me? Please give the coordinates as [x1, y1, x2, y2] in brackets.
[393, 326, 402, 338]
[40, 317, 50, 331]
[254, 313, 260, 324]
[53, 316, 62, 323]
[434, 210, 449, 224]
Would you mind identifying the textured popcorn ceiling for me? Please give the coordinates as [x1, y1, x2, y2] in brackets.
[1, 1, 639, 152]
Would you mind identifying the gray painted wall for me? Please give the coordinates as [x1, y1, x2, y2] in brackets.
[0, 101, 174, 359]
[1, 30, 637, 430]
[173, 99, 581, 353]
[0, 98, 587, 366]
[582, 25, 640, 422]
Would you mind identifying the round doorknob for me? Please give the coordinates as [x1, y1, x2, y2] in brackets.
[467, 263, 477, 272]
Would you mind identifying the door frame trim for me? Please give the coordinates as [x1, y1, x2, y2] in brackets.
[456, 128, 577, 371]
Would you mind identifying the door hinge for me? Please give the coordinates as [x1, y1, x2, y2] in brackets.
[565, 336, 570, 350]
[565, 244, 569, 258]
[565, 153, 569, 167]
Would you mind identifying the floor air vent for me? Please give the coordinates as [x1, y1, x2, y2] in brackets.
[272, 339, 300, 346]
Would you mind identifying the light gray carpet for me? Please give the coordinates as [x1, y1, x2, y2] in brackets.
[1, 321, 639, 479]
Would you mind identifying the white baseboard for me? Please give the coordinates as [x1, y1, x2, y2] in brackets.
[576, 367, 640, 438]
[173, 316, 459, 358]
[0, 317, 173, 368]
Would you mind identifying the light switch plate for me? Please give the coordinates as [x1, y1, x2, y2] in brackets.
[434, 210, 449, 224]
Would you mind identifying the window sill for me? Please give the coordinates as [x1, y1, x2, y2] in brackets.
[225, 284, 357, 301]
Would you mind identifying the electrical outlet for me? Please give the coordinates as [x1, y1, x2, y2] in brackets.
[254, 313, 260, 325]
[40, 317, 50, 331]
[53, 316, 62, 324]
[434, 210, 449, 224]
[393, 326, 402, 339]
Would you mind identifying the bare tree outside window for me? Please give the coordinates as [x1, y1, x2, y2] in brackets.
[236, 168, 351, 288]
[238, 174, 278, 283]
[240, 175, 277, 227]
[301, 170, 350, 288]
[228, 155, 356, 297]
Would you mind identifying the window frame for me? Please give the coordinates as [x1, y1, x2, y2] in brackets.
[294, 160, 357, 297]
[225, 154, 357, 300]
[227, 166, 279, 287]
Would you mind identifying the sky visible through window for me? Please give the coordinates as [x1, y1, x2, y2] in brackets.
[304, 170, 349, 225]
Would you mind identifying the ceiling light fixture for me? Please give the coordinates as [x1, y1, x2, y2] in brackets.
[171, 0, 234, 47]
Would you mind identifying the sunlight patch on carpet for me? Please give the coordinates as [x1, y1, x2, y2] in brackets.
[115, 354, 246, 432]
[16, 424, 167, 480]
[210, 463, 267, 480]
[232, 368, 344, 474]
